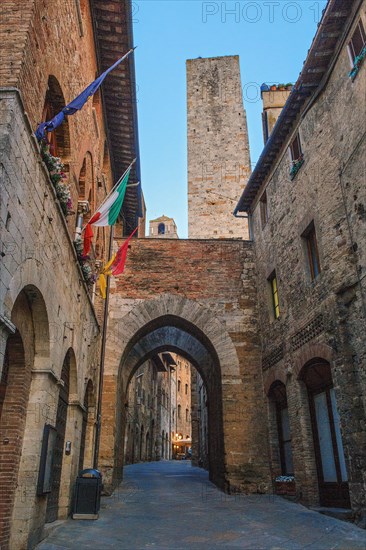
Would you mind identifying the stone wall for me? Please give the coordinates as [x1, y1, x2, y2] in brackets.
[0, 0, 122, 546]
[250, 1, 366, 522]
[187, 56, 251, 239]
[0, 90, 100, 549]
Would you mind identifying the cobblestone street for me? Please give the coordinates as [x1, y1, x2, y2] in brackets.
[37, 461, 366, 550]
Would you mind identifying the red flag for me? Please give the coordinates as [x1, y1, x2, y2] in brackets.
[83, 223, 94, 255]
[111, 227, 138, 276]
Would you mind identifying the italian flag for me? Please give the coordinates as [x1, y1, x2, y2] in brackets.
[83, 168, 131, 255]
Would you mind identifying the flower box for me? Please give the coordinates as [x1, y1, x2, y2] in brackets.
[275, 476, 296, 496]
[349, 45, 366, 81]
[290, 157, 304, 180]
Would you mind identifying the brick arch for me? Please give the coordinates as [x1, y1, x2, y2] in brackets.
[121, 327, 221, 393]
[293, 343, 335, 380]
[63, 347, 78, 399]
[79, 379, 96, 471]
[42, 75, 71, 161]
[78, 152, 94, 199]
[106, 293, 240, 380]
[100, 293, 241, 492]
[263, 367, 287, 396]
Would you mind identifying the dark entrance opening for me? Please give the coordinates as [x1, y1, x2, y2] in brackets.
[46, 351, 70, 523]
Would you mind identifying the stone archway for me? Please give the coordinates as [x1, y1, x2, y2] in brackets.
[2, 285, 51, 550]
[99, 293, 270, 494]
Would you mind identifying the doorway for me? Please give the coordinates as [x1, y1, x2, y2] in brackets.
[302, 360, 350, 507]
[46, 352, 70, 522]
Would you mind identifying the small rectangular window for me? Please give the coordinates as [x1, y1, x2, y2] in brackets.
[289, 133, 304, 180]
[268, 271, 280, 320]
[348, 19, 366, 63]
[260, 191, 269, 228]
[303, 223, 321, 280]
[289, 133, 302, 163]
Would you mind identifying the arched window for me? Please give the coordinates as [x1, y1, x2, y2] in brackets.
[178, 380, 181, 392]
[158, 223, 165, 235]
[300, 359, 349, 507]
[178, 404, 181, 419]
[41, 76, 71, 161]
[78, 153, 94, 212]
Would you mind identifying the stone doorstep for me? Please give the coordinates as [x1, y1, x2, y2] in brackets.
[310, 506, 354, 523]
[72, 513, 99, 520]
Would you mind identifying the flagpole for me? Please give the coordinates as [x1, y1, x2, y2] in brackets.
[93, 222, 115, 469]
[82, 158, 136, 233]
[93, 158, 136, 468]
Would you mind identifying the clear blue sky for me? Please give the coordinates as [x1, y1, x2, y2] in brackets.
[133, 0, 327, 237]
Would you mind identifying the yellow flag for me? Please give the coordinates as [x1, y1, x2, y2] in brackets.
[99, 273, 107, 299]
[98, 253, 116, 299]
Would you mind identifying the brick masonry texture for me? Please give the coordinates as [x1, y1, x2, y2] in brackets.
[99, 238, 270, 494]
[187, 56, 251, 239]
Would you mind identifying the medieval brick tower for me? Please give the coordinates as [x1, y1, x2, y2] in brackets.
[187, 56, 251, 239]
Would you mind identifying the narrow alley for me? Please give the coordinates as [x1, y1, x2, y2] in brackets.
[37, 461, 366, 550]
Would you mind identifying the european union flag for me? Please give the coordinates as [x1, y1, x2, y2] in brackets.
[35, 48, 135, 141]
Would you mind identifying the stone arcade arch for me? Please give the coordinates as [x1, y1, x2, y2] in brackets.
[98, 293, 265, 494]
[1, 285, 51, 550]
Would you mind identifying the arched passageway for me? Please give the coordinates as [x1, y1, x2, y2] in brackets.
[115, 319, 225, 489]
[99, 294, 270, 495]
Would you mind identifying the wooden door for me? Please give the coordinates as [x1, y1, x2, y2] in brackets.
[304, 361, 350, 508]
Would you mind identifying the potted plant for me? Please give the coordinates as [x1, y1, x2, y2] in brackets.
[275, 475, 296, 496]
[40, 142, 73, 216]
[278, 83, 286, 91]
[270, 84, 277, 91]
[290, 154, 304, 180]
[349, 44, 366, 80]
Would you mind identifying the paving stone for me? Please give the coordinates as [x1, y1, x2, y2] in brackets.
[37, 461, 366, 550]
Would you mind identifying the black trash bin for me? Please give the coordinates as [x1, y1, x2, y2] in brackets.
[73, 468, 102, 520]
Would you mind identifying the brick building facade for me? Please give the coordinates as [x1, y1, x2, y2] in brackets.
[124, 354, 174, 464]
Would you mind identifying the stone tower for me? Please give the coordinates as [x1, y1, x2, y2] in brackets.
[187, 56, 251, 239]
